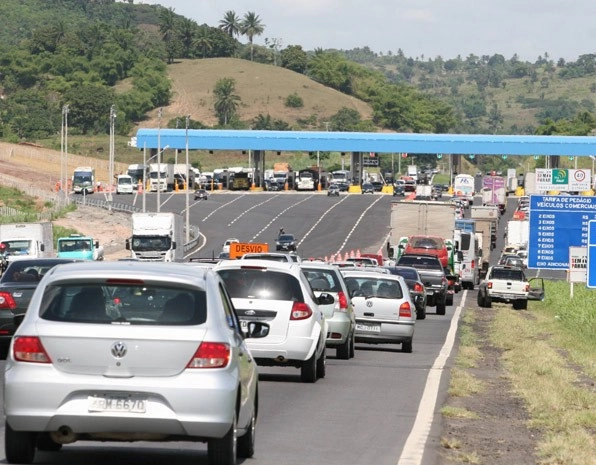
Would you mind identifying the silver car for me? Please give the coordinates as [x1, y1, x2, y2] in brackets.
[341, 270, 416, 353]
[301, 263, 356, 359]
[3, 261, 269, 465]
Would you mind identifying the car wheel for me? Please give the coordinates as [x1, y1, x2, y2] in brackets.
[446, 293, 454, 306]
[417, 305, 427, 320]
[477, 293, 485, 308]
[237, 407, 256, 459]
[436, 300, 447, 315]
[5, 423, 36, 464]
[316, 346, 326, 379]
[208, 414, 237, 465]
[402, 339, 413, 353]
[36, 434, 62, 452]
[300, 350, 317, 383]
[336, 336, 350, 360]
[485, 296, 492, 308]
[349, 331, 356, 358]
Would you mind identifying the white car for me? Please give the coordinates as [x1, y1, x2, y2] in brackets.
[3, 261, 269, 465]
[240, 252, 302, 263]
[301, 262, 356, 359]
[215, 260, 331, 383]
[222, 238, 239, 254]
[341, 270, 416, 353]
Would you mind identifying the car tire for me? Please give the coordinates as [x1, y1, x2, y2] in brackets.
[36, 434, 62, 452]
[417, 306, 427, 320]
[5, 423, 36, 465]
[208, 414, 237, 465]
[485, 296, 492, 308]
[316, 346, 326, 379]
[477, 293, 485, 307]
[300, 350, 317, 383]
[349, 331, 356, 358]
[336, 335, 351, 360]
[237, 407, 256, 459]
[446, 293, 454, 306]
[402, 338, 413, 353]
[436, 299, 447, 315]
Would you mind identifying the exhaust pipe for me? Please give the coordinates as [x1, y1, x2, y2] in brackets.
[51, 426, 78, 444]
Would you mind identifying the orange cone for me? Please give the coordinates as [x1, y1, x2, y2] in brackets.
[344, 252, 349, 260]
[350, 250, 355, 258]
[356, 249, 361, 257]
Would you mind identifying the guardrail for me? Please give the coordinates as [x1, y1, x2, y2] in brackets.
[71, 197, 201, 253]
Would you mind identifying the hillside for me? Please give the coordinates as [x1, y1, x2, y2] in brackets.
[136, 58, 375, 129]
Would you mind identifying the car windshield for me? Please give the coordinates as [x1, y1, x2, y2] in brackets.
[398, 256, 442, 270]
[278, 235, 294, 242]
[218, 269, 303, 301]
[39, 283, 207, 325]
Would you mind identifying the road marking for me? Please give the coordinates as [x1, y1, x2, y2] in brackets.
[397, 291, 466, 465]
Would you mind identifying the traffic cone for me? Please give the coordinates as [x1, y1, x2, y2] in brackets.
[138, 181, 143, 193]
[324, 256, 328, 262]
[344, 252, 349, 260]
[356, 249, 361, 257]
[350, 250, 355, 258]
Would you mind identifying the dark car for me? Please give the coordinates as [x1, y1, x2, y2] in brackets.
[194, 188, 209, 200]
[362, 183, 375, 194]
[327, 185, 340, 196]
[0, 258, 79, 358]
[371, 181, 384, 192]
[393, 183, 405, 196]
[383, 265, 427, 319]
[276, 234, 297, 251]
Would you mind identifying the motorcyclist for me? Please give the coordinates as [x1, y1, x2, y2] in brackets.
[278, 227, 285, 237]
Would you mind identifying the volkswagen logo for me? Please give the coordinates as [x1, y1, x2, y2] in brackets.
[111, 341, 127, 359]
[366, 301, 373, 307]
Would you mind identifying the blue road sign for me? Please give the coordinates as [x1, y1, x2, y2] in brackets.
[529, 195, 596, 270]
[587, 220, 596, 288]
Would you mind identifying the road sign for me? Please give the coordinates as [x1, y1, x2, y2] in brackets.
[528, 195, 596, 269]
[229, 242, 269, 259]
[587, 221, 596, 288]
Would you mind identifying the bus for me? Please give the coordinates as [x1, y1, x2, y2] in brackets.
[453, 174, 475, 205]
[72, 167, 95, 195]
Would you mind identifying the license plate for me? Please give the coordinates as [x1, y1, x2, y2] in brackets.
[88, 395, 146, 413]
[240, 319, 248, 330]
[356, 322, 381, 332]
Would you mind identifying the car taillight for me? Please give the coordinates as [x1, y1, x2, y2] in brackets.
[525, 284, 529, 292]
[487, 282, 493, 289]
[471, 260, 475, 269]
[413, 283, 424, 293]
[399, 302, 412, 318]
[0, 292, 16, 310]
[336, 291, 349, 312]
[13, 337, 51, 363]
[187, 342, 230, 368]
[290, 302, 313, 320]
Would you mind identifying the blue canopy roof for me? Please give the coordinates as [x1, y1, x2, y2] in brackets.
[134, 129, 596, 156]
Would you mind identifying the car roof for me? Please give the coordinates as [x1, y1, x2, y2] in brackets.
[215, 259, 300, 273]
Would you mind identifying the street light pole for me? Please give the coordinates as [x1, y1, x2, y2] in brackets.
[157, 108, 162, 213]
[108, 105, 116, 211]
[143, 143, 147, 213]
[185, 115, 190, 243]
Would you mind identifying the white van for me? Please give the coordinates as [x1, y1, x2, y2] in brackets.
[116, 174, 134, 194]
[456, 231, 480, 290]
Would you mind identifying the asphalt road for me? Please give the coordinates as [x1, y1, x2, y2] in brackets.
[0, 190, 557, 465]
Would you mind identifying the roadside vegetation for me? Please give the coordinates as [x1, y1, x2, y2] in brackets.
[442, 280, 596, 464]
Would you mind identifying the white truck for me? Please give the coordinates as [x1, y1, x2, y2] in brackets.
[296, 171, 315, 191]
[127, 164, 148, 189]
[0, 222, 54, 269]
[72, 167, 95, 195]
[505, 219, 529, 250]
[407, 165, 418, 183]
[126, 212, 184, 262]
[388, 201, 455, 263]
[477, 265, 544, 310]
[481, 175, 506, 214]
[470, 206, 500, 278]
[149, 163, 175, 192]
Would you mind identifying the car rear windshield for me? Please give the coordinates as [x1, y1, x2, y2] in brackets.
[490, 269, 524, 281]
[218, 269, 303, 301]
[397, 256, 442, 270]
[302, 268, 343, 292]
[343, 277, 404, 299]
[388, 267, 419, 280]
[39, 284, 207, 325]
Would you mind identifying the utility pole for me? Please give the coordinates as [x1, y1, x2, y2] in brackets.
[157, 108, 162, 213]
[60, 105, 69, 199]
[185, 115, 190, 243]
[108, 105, 116, 211]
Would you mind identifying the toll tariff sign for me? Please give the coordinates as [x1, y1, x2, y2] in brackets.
[229, 242, 269, 259]
[529, 195, 596, 270]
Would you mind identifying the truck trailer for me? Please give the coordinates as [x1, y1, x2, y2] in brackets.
[0, 222, 54, 269]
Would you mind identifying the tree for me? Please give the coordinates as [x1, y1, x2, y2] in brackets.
[159, 7, 177, 63]
[219, 10, 241, 39]
[213, 77, 241, 126]
[281, 45, 308, 73]
[192, 26, 213, 59]
[241, 11, 265, 61]
[177, 17, 197, 58]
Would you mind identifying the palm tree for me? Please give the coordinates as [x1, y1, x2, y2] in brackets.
[178, 18, 197, 58]
[241, 11, 265, 61]
[192, 26, 213, 59]
[219, 10, 241, 39]
[213, 78, 241, 126]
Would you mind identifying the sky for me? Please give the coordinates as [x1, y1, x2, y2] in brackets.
[143, 0, 596, 62]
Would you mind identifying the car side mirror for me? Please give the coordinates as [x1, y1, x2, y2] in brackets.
[317, 292, 335, 306]
[245, 321, 270, 339]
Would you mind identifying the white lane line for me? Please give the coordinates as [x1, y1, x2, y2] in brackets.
[396, 291, 466, 465]
[251, 195, 315, 242]
[334, 195, 386, 257]
[296, 195, 351, 250]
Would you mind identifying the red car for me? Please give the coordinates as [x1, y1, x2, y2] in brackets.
[403, 235, 449, 269]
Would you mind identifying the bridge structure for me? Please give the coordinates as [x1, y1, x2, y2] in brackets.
[134, 129, 596, 187]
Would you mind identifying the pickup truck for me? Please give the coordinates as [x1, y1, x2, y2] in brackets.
[396, 253, 450, 315]
[477, 265, 544, 310]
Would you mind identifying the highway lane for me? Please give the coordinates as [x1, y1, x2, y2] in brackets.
[0, 190, 466, 465]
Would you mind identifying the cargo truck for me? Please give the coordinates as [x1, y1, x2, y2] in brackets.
[481, 175, 506, 214]
[149, 163, 175, 192]
[505, 219, 529, 251]
[0, 222, 54, 270]
[470, 206, 500, 279]
[72, 167, 95, 195]
[56, 234, 104, 261]
[126, 212, 184, 262]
